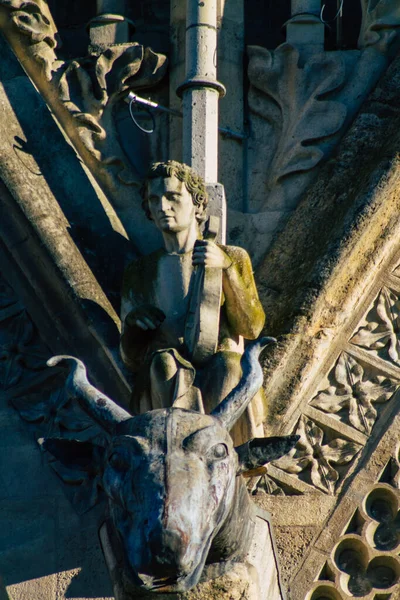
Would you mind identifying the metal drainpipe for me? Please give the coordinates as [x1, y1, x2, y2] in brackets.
[88, 0, 133, 48]
[176, 0, 226, 184]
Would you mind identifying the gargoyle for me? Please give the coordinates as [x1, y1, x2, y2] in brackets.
[42, 338, 298, 596]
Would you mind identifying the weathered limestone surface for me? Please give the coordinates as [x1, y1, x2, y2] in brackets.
[249, 51, 400, 597]
[0, 33, 132, 401]
[0, 274, 114, 600]
[254, 496, 336, 587]
[237, 0, 400, 264]
[2, 2, 400, 599]
[0, 0, 168, 255]
[258, 52, 400, 433]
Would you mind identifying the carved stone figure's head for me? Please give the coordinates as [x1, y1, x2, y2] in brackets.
[142, 160, 209, 232]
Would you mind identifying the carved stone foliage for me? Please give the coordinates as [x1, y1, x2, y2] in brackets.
[245, 0, 400, 255]
[247, 45, 347, 212]
[359, 0, 400, 52]
[266, 280, 400, 498]
[272, 416, 362, 495]
[0, 278, 49, 391]
[0, 0, 58, 79]
[0, 0, 167, 187]
[13, 385, 96, 440]
[43, 436, 106, 513]
[260, 276, 400, 501]
[0, 271, 105, 512]
[56, 44, 167, 183]
[310, 353, 398, 435]
[351, 287, 400, 367]
[308, 484, 400, 599]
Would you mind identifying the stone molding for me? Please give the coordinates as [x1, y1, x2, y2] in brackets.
[268, 258, 400, 497]
[0, 0, 168, 252]
[0, 177, 130, 404]
[296, 414, 400, 600]
[250, 55, 400, 500]
[0, 266, 110, 514]
[271, 414, 362, 496]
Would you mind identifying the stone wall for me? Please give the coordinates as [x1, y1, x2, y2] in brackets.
[251, 52, 400, 599]
[0, 271, 114, 600]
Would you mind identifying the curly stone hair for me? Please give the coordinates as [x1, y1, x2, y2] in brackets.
[141, 160, 209, 225]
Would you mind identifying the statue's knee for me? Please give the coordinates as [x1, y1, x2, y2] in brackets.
[206, 352, 242, 387]
[224, 352, 242, 371]
[150, 352, 178, 381]
[211, 351, 241, 373]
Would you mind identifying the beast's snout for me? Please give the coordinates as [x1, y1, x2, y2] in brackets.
[148, 526, 192, 576]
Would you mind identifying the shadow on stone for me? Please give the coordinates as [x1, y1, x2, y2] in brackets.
[0, 34, 138, 313]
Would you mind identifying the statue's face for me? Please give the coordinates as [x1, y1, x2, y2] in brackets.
[147, 175, 196, 233]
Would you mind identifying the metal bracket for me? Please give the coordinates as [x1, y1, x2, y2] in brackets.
[125, 92, 246, 141]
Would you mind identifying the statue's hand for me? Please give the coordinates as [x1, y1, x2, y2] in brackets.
[193, 240, 232, 269]
[125, 305, 166, 331]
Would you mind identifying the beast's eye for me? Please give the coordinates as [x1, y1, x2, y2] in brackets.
[208, 443, 228, 461]
[109, 452, 130, 472]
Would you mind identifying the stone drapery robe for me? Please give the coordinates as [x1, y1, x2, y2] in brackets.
[120, 244, 266, 443]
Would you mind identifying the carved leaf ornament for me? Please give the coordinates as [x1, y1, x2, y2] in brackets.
[58, 45, 167, 118]
[247, 44, 347, 192]
[57, 45, 167, 164]
[359, 0, 400, 52]
[0, 289, 49, 390]
[56, 44, 167, 175]
[311, 353, 398, 435]
[245, 0, 400, 224]
[0, 272, 102, 492]
[12, 386, 95, 438]
[0, 0, 56, 47]
[351, 287, 400, 366]
[0, 0, 168, 185]
[97, 45, 167, 97]
[272, 416, 361, 494]
[45, 442, 106, 514]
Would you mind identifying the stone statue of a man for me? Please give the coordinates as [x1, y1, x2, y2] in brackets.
[120, 160, 266, 443]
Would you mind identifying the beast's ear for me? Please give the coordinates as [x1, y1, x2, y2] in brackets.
[39, 438, 106, 471]
[235, 435, 299, 475]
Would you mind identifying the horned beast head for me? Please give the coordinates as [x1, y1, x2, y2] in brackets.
[43, 338, 298, 593]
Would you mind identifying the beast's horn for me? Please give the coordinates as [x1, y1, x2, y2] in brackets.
[211, 337, 276, 431]
[47, 356, 131, 432]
